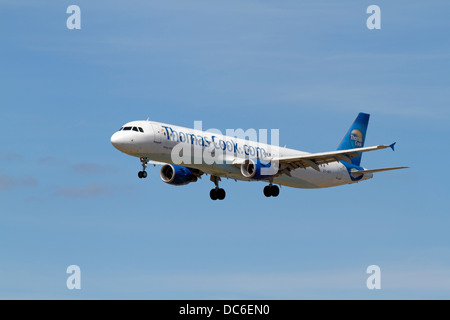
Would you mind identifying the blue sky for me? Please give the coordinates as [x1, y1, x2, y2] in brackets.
[1, 0, 449, 299]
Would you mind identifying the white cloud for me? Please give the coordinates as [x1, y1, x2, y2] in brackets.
[0, 175, 15, 190]
[55, 184, 113, 198]
[0, 152, 23, 161]
[0, 175, 38, 190]
[72, 163, 108, 175]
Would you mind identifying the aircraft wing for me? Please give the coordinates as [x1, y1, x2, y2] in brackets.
[272, 144, 396, 172]
[148, 160, 167, 166]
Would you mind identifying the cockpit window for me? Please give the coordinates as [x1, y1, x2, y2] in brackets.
[119, 126, 144, 132]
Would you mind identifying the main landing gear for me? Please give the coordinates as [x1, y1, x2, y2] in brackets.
[210, 176, 226, 201]
[264, 184, 280, 198]
[138, 157, 148, 179]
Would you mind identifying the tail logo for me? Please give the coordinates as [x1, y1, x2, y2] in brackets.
[350, 129, 363, 148]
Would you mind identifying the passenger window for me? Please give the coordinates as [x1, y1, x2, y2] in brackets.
[132, 127, 138, 132]
[123, 127, 132, 131]
[139, 127, 144, 133]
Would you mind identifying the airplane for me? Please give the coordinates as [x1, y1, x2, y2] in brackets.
[110, 113, 408, 200]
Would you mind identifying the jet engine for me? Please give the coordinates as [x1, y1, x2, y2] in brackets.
[160, 164, 198, 186]
[240, 159, 277, 180]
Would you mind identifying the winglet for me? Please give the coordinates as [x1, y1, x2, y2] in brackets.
[389, 142, 396, 151]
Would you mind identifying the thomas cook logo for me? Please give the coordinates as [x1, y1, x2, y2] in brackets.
[350, 129, 363, 147]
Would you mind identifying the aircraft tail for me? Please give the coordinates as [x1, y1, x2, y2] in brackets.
[336, 112, 370, 166]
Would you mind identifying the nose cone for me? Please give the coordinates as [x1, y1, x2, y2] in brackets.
[111, 131, 139, 154]
[110, 132, 121, 148]
[111, 132, 130, 152]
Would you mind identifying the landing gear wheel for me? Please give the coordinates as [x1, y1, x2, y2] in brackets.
[264, 185, 280, 197]
[210, 189, 218, 201]
[138, 171, 148, 179]
[210, 176, 225, 201]
[217, 188, 226, 200]
[271, 185, 280, 197]
[138, 157, 149, 179]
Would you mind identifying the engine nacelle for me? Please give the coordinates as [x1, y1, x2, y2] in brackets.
[240, 159, 277, 180]
[160, 164, 198, 186]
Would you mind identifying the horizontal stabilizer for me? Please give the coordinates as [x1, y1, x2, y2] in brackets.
[351, 166, 409, 177]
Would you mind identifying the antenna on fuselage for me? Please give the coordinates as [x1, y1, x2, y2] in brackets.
[147, 117, 149, 121]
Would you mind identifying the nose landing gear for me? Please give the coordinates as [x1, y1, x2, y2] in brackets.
[138, 157, 148, 179]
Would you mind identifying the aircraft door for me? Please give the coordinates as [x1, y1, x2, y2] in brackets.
[151, 124, 162, 144]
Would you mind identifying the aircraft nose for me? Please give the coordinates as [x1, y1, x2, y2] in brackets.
[111, 132, 118, 146]
[111, 132, 125, 149]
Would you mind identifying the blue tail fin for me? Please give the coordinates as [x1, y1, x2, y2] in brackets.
[336, 112, 370, 166]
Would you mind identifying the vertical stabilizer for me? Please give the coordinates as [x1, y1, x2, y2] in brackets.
[336, 113, 370, 166]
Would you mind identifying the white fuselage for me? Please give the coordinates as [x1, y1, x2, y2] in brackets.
[111, 120, 373, 189]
